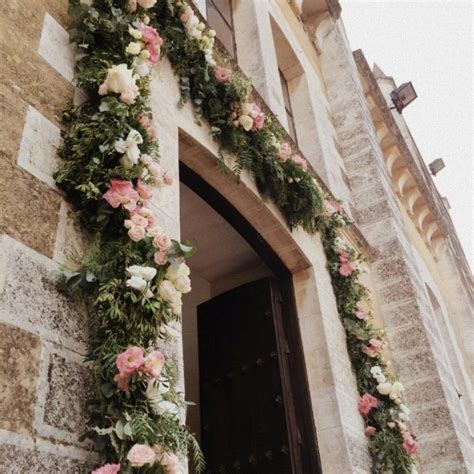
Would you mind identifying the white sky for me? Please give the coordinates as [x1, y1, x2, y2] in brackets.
[339, 0, 473, 270]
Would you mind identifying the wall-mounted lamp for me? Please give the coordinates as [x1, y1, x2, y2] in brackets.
[390, 82, 417, 113]
[429, 158, 445, 176]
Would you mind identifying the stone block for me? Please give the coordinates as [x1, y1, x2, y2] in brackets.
[379, 277, 416, 305]
[34, 346, 91, 445]
[17, 105, 61, 188]
[0, 235, 87, 353]
[388, 322, 429, 354]
[395, 349, 437, 380]
[0, 323, 41, 435]
[417, 434, 464, 468]
[346, 429, 371, 473]
[403, 377, 445, 407]
[38, 12, 75, 83]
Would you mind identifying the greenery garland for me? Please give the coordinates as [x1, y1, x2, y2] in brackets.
[56, 0, 418, 472]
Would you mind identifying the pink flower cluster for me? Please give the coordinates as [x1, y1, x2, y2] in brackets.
[92, 463, 121, 474]
[234, 102, 265, 132]
[141, 154, 174, 187]
[214, 65, 232, 83]
[358, 393, 378, 417]
[139, 25, 163, 64]
[398, 422, 417, 455]
[114, 346, 165, 391]
[276, 143, 308, 170]
[363, 338, 384, 357]
[338, 250, 356, 277]
[152, 232, 172, 266]
[323, 199, 344, 215]
[139, 115, 157, 141]
[103, 179, 157, 242]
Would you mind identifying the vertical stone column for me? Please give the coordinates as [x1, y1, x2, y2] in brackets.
[232, 0, 288, 125]
[317, 18, 473, 472]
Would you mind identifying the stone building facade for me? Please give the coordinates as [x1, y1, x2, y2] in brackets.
[0, 0, 472, 473]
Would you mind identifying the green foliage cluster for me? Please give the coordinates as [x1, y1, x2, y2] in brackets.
[56, 0, 416, 472]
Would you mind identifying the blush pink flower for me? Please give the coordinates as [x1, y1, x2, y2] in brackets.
[355, 310, 367, 320]
[154, 250, 168, 266]
[154, 445, 180, 474]
[339, 261, 356, 277]
[214, 65, 232, 83]
[403, 432, 417, 455]
[180, 6, 193, 24]
[127, 444, 156, 467]
[113, 373, 130, 391]
[358, 393, 378, 417]
[252, 112, 265, 130]
[116, 346, 145, 377]
[128, 225, 146, 242]
[153, 234, 172, 251]
[139, 25, 163, 64]
[363, 338, 384, 357]
[92, 463, 121, 474]
[163, 171, 174, 186]
[324, 199, 343, 215]
[277, 142, 292, 163]
[103, 180, 139, 212]
[136, 180, 153, 201]
[291, 153, 308, 170]
[139, 115, 157, 141]
[143, 350, 165, 378]
[365, 426, 376, 437]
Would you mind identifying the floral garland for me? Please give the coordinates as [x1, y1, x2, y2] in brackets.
[56, 0, 418, 473]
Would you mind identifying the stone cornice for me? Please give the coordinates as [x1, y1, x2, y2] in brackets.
[353, 49, 473, 289]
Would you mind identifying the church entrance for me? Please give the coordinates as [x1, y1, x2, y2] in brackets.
[180, 162, 321, 474]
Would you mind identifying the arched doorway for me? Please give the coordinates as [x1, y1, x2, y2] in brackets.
[179, 151, 322, 474]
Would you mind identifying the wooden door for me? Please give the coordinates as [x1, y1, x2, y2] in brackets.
[198, 278, 297, 474]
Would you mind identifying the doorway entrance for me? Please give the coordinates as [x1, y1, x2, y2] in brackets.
[180, 163, 321, 474]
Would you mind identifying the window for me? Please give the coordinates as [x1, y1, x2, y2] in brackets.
[279, 70, 297, 142]
[206, 0, 236, 58]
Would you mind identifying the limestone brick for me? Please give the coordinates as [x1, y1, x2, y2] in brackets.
[0, 323, 41, 435]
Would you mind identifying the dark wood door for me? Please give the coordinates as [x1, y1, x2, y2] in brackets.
[198, 278, 297, 474]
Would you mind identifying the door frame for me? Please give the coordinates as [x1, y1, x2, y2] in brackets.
[180, 162, 323, 474]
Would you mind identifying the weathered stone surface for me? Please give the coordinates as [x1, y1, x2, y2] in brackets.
[0, 235, 87, 352]
[0, 324, 41, 434]
[0, 442, 92, 474]
[44, 353, 90, 436]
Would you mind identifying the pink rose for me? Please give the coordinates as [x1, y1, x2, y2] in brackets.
[141, 154, 153, 165]
[154, 250, 168, 266]
[154, 445, 180, 474]
[365, 426, 376, 437]
[153, 234, 172, 251]
[180, 6, 193, 24]
[130, 214, 148, 227]
[113, 373, 129, 391]
[128, 225, 146, 242]
[339, 261, 356, 277]
[324, 199, 343, 215]
[103, 180, 139, 212]
[163, 171, 174, 186]
[355, 310, 367, 320]
[363, 339, 384, 357]
[116, 346, 145, 377]
[403, 432, 417, 455]
[358, 393, 378, 417]
[92, 463, 121, 474]
[291, 154, 307, 170]
[127, 444, 156, 467]
[137, 0, 157, 9]
[139, 115, 157, 141]
[136, 180, 153, 201]
[252, 112, 265, 130]
[277, 143, 292, 163]
[214, 66, 232, 83]
[143, 350, 165, 378]
[149, 163, 163, 178]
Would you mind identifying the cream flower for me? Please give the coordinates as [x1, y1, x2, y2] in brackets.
[377, 382, 393, 395]
[127, 444, 156, 467]
[98, 64, 140, 105]
[159, 280, 183, 314]
[126, 41, 143, 55]
[137, 0, 157, 8]
[129, 25, 143, 39]
[114, 129, 143, 169]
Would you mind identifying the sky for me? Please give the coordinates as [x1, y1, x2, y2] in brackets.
[339, 0, 473, 270]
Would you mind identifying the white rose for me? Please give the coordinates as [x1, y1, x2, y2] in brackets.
[133, 57, 151, 77]
[126, 41, 143, 55]
[370, 366, 382, 377]
[391, 381, 404, 394]
[174, 275, 191, 294]
[98, 64, 139, 104]
[155, 400, 179, 416]
[377, 382, 393, 395]
[126, 276, 147, 292]
[375, 373, 387, 384]
[238, 115, 253, 131]
[129, 25, 143, 40]
[159, 280, 183, 314]
[189, 28, 202, 40]
[166, 263, 190, 282]
[115, 129, 143, 169]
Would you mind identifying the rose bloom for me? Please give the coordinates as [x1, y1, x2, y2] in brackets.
[139, 25, 163, 63]
[355, 310, 367, 320]
[139, 115, 158, 141]
[144, 350, 165, 378]
[403, 432, 417, 455]
[358, 393, 378, 417]
[154, 445, 181, 474]
[127, 444, 156, 467]
[128, 225, 146, 242]
[180, 6, 194, 24]
[98, 64, 139, 105]
[103, 180, 139, 212]
[92, 463, 121, 474]
[339, 260, 356, 277]
[214, 65, 232, 83]
[137, 0, 157, 8]
[154, 250, 168, 266]
[163, 171, 174, 186]
[153, 234, 172, 251]
[116, 346, 145, 377]
[113, 373, 129, 391]
[277, 142, 292, 163]
[291, 153, 307, 170]
[365, 426, 376, 437]
[136, 179, 153, 200]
